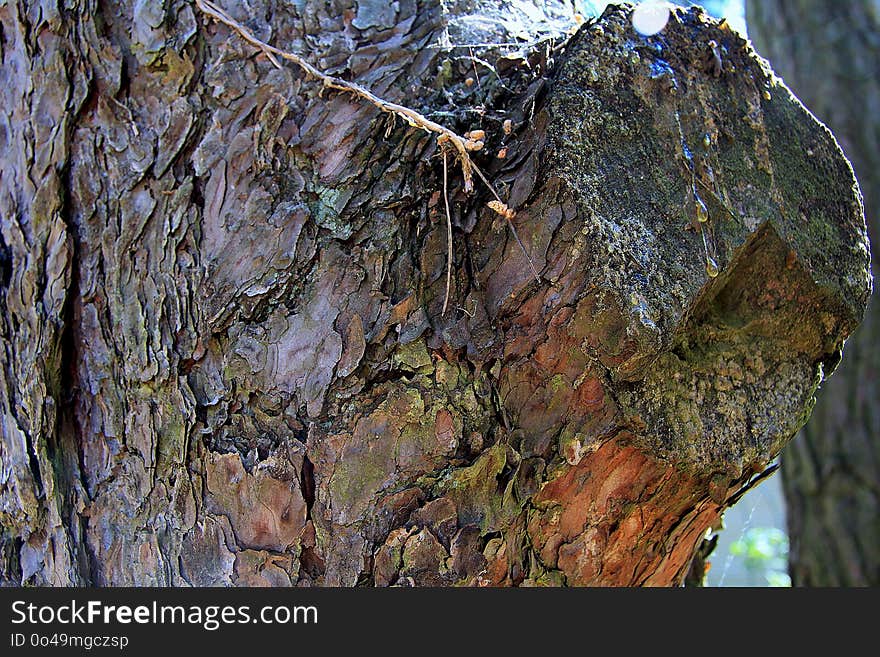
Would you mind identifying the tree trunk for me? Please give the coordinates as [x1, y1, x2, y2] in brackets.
[746, 0, 879, 587]
[0, 0, 869, 587]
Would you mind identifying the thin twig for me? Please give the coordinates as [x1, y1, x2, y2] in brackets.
[195, 0, 542, 288]
[427, 39, 554, 50]
[468, 47, 482, 88]
[505, 216, 541, 283]
[694, 175, 737, 219]
[109, 96, 139, 136]
[471, 161, 501, 202]
[195, 0, 475, 190]
[472, 164, 541, 282]
[726, 463, 780, 507]
[455, 53, 512, 92]
[458, 300, 477, 318]
[442, 151, 454, 316]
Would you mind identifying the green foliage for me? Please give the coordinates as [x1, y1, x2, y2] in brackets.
[729, 527, 791, 586]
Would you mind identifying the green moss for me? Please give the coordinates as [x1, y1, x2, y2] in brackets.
[434, 360, 460, 391]
[436, 59, 453, 88]
[534, 570, 566, 587]
[392, 342, 434, 373]
[306, 185, 355, 239]
[438, 444, 513, 533]
[329, 435, 396, 520]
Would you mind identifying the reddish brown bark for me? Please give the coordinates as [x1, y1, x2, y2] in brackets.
[0, 1, 869, 587]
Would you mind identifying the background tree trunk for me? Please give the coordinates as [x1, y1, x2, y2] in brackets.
[746, 0, 879, 586]
[0, 0, 869, 586]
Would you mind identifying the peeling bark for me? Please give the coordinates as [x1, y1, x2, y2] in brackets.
[0, 1, 870, 587]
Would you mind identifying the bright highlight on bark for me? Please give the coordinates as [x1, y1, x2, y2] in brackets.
[632, 1, 672, 36]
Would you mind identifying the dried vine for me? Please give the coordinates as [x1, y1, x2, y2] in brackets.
[194, 0, 541, 315]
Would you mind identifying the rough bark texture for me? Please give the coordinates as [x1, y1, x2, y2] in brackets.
[0, 0, 870, 586]
[746, 0, 879, 587]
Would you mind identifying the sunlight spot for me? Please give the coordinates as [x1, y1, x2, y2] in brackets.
[631, 1, 671, 36]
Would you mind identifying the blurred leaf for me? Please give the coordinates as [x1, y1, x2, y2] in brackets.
[729, 527, 790, 579]
[766, 571, 792, 587]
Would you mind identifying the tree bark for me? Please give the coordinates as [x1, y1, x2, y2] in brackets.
[0, 0, 870, 587]
[746, 0, 879, 587]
